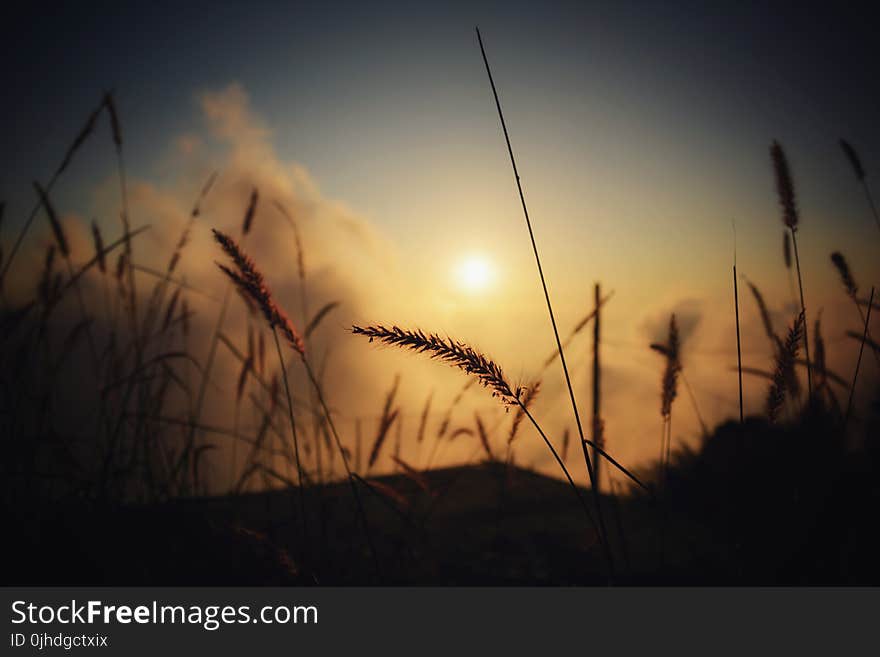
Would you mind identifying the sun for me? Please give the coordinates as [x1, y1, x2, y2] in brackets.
[455, 255, 494, 293]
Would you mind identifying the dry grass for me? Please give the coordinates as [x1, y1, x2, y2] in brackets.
[351, 325, 521, 404]
[771, 140, 812, 397]
[3, 62, 879, 587]
[766, 312, 805, 423]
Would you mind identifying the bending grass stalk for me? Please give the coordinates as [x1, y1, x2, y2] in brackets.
[517, 403, 599, 538]
[0, 96, 106, 292]
[789, 227, 812, 399]
[178, 278, 234, 492]
[845, 287, 875, 428]
[840, 139, 880, 236]
[475, 26, 613, 577]
[271, 326, 310, 564]
[183, 225, 252, 492]
[861, 180, 880, 236]
[351, 325, 604, 565]
[581, 438, 651, 495]
[299, 357, 382, 581]
[105, 93, 139, 349]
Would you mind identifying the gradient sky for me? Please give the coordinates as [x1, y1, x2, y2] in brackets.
[4, 1, 879, 277]
[3, 1, 879, 478]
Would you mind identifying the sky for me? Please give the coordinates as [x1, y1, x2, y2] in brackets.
[2, 1, 879, 485]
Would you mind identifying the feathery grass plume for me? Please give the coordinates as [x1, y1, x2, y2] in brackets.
[830, 252, 858, 301]
[191, 171, 218, 218]
[766, 312, 805, 422]
[273, 201, 305, 283]
[840, 139, 866, 181]
[393, 400, 403, 465]
[659, 315, 681, 419]
[56, 102, 104, 178]
[654, 314, 680, 511]
[167, 242, 183, 276]
[368, 409, 399, 470]
[829, 257, 880, 371]
[782, 231, 798, 310]
[352, 325, 519, 404]
[168, 172, 220, 277]
[840, 139, 880, 234]
[33, 182, 69, 257]
[305, 301, 340, 338]
[103, 92, 122, 149]
[211, 231, 311, 553]
[416, 390, 433, 444]
[236, 355, 253, 403]
[368, 375, 400, 469]
[1, 97, 108, 286]
[162, 287, 181, 332]
[212, 229, 304, 355]
[745, 279, 779, 347]
[91, 221, 106, 273]
[507, 381, 541, 445]
[771, 140, 811, 396]
[115, 252, 126, 283]
[38, 245, 57, 305]
[436, 379, 476, 440]
[352, 320, 607, 547]
[741, 277, 801, 398]
[474, 412, 494, 461]
[242, 187, 259, 235]
[771, 141, 799, 230]
[540, 291, 614, 370]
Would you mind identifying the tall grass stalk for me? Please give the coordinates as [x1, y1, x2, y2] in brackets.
[591, 283, 602, 492]
[771, 141, 811, 398]
[845, 287, 874, 428]
[271, 326, 310, 563]
[475, 27, 613, 576]
[0, 98, 105, 293]
[299, 356, 381, 580]
[839, 139, 880, 236]
[734, 265, 744, 422]
[830, 252, 880, 369]
[351, 324, 608, 562]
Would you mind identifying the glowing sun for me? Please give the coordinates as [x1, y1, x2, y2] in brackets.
[455, 255, 495, 293]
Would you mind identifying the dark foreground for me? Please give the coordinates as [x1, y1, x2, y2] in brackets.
[7, 403, 880, 586]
